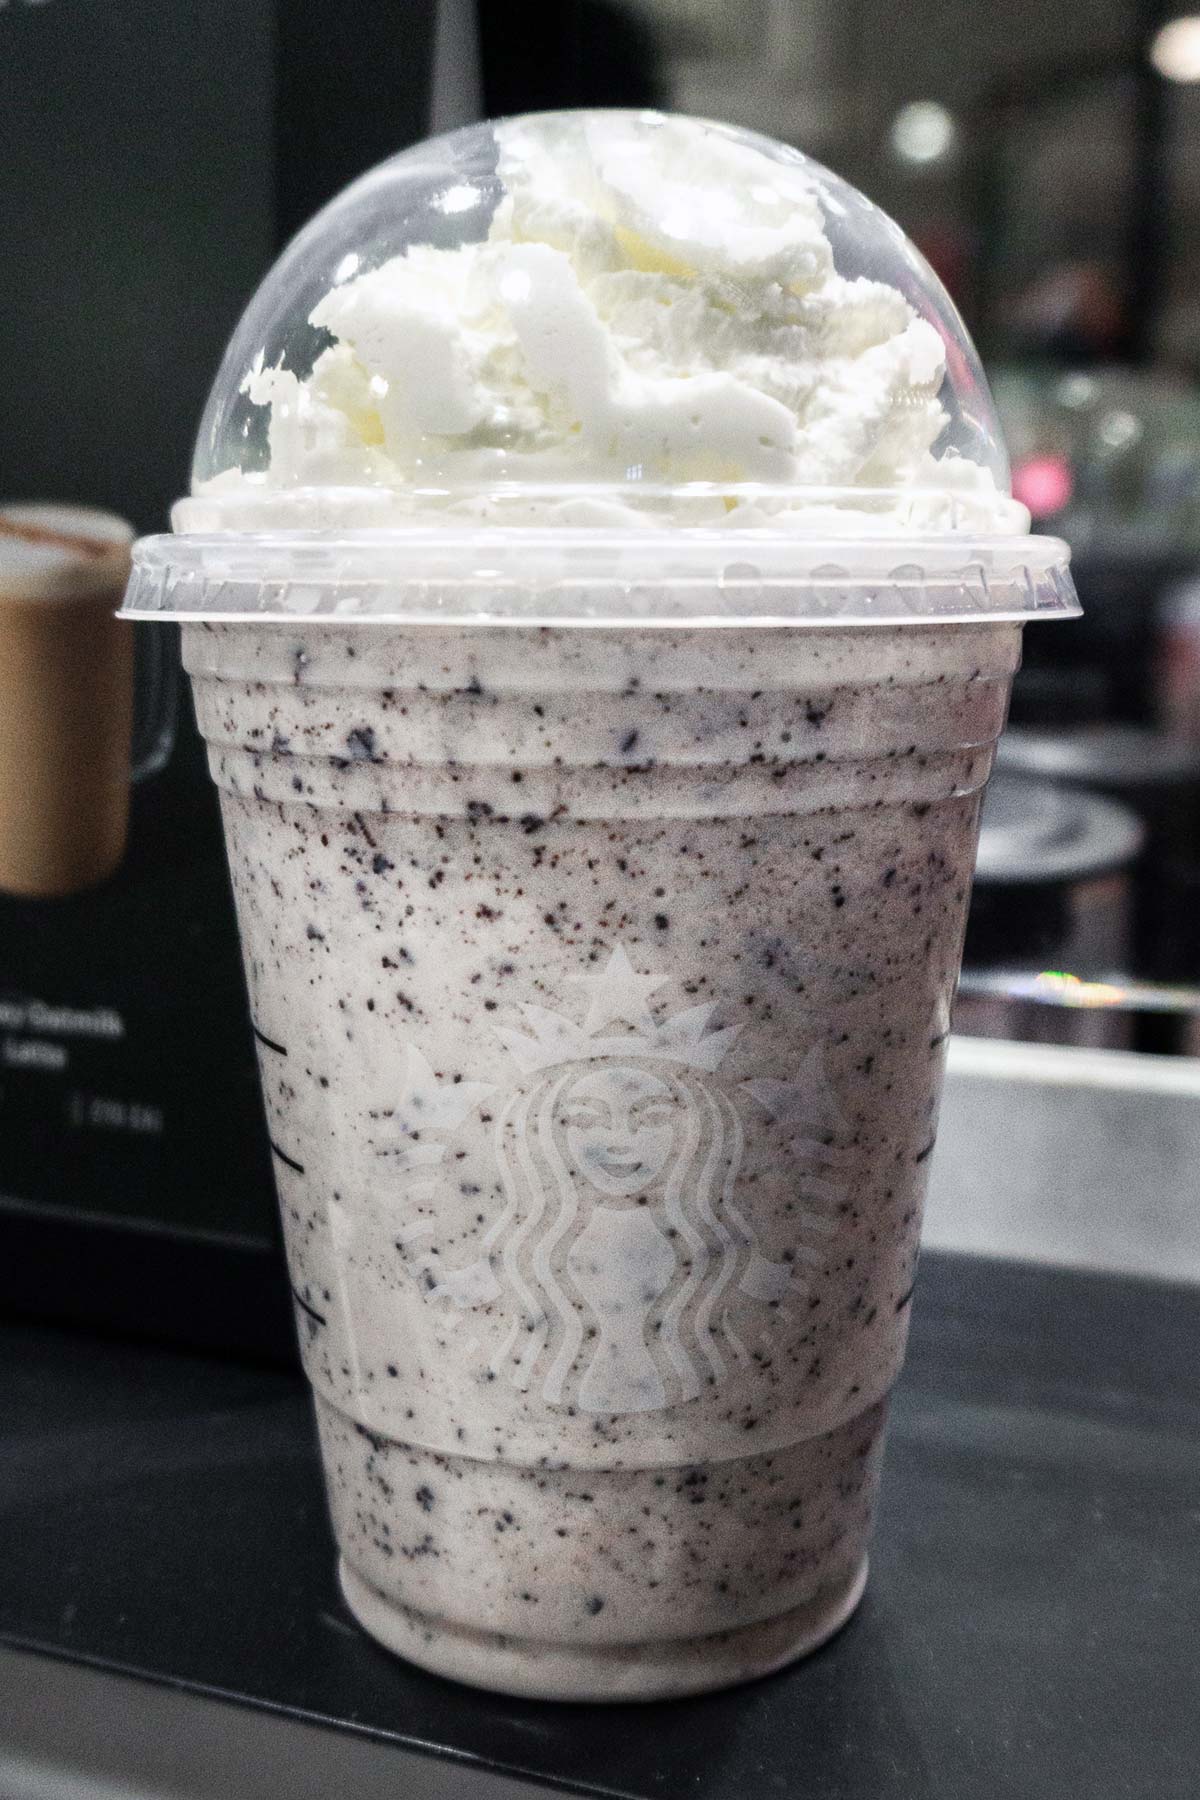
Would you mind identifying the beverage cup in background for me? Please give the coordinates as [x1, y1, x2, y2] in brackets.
[0, 505, 136, 899]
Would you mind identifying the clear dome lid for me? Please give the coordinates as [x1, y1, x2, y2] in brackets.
[183, 109, 1026, 537]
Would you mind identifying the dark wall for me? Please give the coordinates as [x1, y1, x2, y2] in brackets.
[0, 0, 436, 1364]
[0, 0, 275, 533]
[276, 0, 438, 239]
[0, 0, 436, 535]
[478, 0, 666, 117]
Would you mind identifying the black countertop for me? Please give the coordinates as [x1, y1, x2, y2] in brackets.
[3, 1252, 1198, 1800]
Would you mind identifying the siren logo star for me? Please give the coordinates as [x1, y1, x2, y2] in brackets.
[378, 1048, 495, 1176]
[570, 944, 666, 1032]
[393, 1045, 495, 1134]
[744, 1043, 850, 1137]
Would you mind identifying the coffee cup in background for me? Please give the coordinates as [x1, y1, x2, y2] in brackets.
[0, 504, 136, 899]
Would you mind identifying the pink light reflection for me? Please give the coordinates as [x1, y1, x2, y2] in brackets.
[1011, 453, 1074, 518]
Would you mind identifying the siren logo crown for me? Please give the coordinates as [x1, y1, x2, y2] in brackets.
[495, 946, 742, 1074]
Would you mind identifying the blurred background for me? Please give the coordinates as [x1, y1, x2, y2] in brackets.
[482, 0, 1200, 1055]
[1, 0, 1199, 1357]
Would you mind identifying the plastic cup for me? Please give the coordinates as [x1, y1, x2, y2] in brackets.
[125, 533, 1073, 1700]
[122, 111, 1078, 1700]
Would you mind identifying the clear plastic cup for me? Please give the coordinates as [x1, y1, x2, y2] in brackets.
[123, 111, 1077, 1701]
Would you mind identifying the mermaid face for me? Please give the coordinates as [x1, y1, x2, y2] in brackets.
[561, 1065, 676, 1197]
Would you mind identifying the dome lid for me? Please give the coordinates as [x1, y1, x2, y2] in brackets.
[183, 109, 1025, 537]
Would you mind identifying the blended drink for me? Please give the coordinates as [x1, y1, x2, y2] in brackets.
[185, 612, 1015, 1696]
[125, 111, 1076, 1700]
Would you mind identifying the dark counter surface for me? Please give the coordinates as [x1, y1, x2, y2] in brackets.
[3, 1252, 1198, 1799]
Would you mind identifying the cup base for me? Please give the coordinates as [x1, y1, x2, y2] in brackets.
[338, 1553, 868, 1703]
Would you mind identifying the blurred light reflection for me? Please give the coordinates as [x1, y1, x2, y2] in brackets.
[958, 969, 1200, 1015]
[889, 101, 958, 166]
[1150, 16, 1200, 82]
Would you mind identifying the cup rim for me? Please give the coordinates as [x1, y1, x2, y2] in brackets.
[122, 527, 1079, 630]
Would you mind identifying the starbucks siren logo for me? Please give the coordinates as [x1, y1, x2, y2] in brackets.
[384, 946, 848, 1415]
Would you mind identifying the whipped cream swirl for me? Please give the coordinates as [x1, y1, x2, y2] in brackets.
[212, 113, 1024, 532]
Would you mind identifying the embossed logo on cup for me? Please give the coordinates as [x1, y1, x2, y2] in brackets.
[387, 946, 849, 1416]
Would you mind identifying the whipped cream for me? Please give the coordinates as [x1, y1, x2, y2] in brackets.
[208, 113, 1025, 532]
